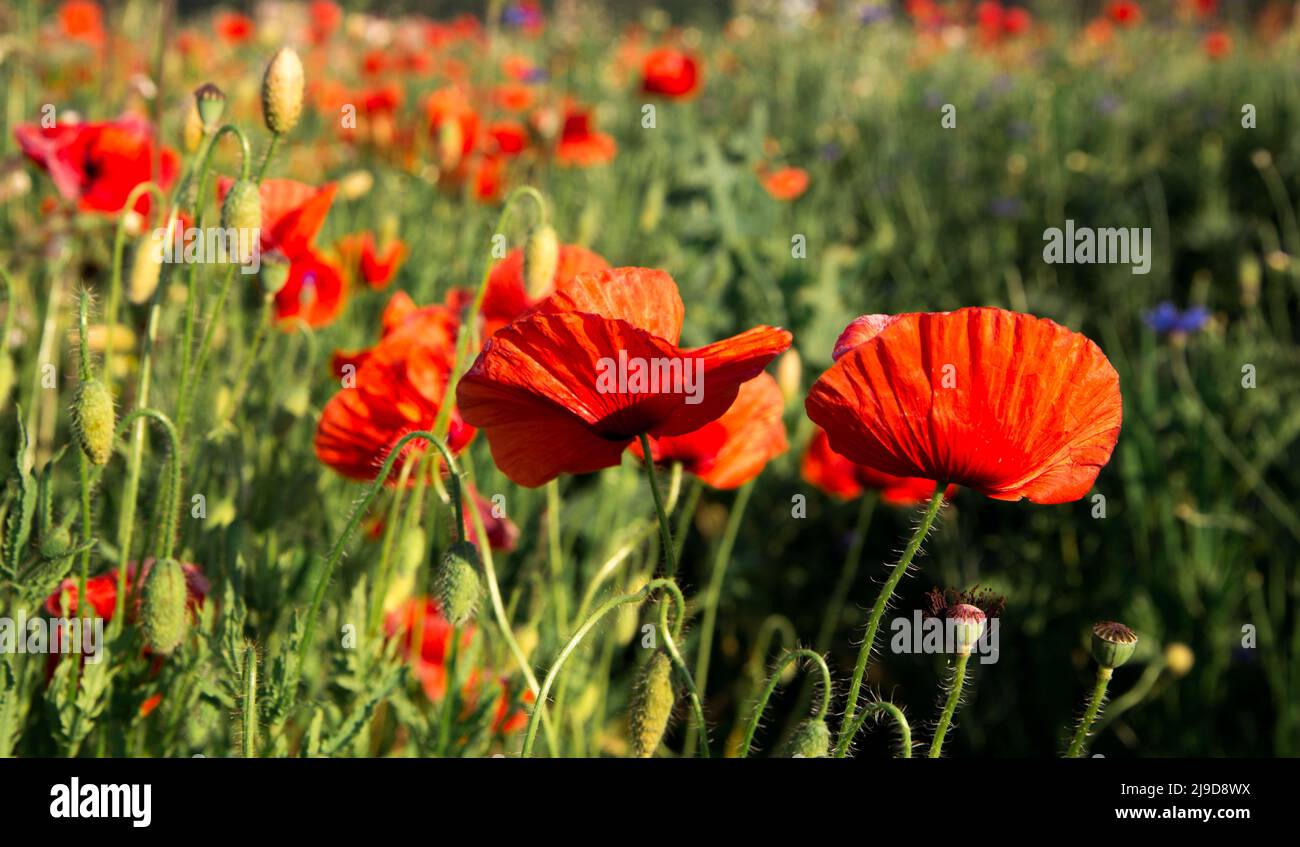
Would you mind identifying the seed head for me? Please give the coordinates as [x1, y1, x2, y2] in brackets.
[948, 603, 987, 655]
[1091, 621, 1138, 669]
[193, 83, 226, 130]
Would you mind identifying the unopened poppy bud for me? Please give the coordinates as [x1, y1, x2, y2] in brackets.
[261, 47, 304, 135]
[39, 524, 73, 561]
[129, 229, 165, 304]
[629, 651, 675, 758]
[143, 558, 188, 654]
[193, 83, 226, 130]
[435, 540, 482, 627]
[948, 603, 987, 655]
[221, 178, 261, 265]
[522, 224, 559, 299]
[72, 379, 115, 465]
[1091, 621, 1138, 669]
[780, 718, 831, 758]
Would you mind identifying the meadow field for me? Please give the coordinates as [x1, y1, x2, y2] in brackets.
[0, 0, 1298, 759]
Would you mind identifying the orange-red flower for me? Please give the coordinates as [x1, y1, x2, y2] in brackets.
[275, 250, 346, 328]
[805, 308, 1122, 504]
[802, 426, 953, 505]
[384, 597, 468, 701]
[457, 267, 792, 487]
[555, 104, 616, 167]
[214, 11, 255, 45]
[1203, 30, 1232, 59]
[633, 372, 788, 489]
[216, 177, 337, 258]
[15, 116, 178, 218]
[1105, 1, 1142, 26]
[337, 231, 407, 289]
[426, 86, 479, 166]
[760, 166, 809, 201]
[316, 291, 475, 483]
[472, 243, 611, 338]
[641, 47, 702, 99]
[308, 0, 343, 43]
[59, 0, 105, 45]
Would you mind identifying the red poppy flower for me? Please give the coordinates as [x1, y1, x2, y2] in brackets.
[761, 167, 809, 201]
[45, 560, 209, 620]
[15, 116, 179, 219]
[1105, 1, 1142, 26]
[59, 0, 105, 45]
[803, 427, 953, 505]
[309, 0, 343, 43]
[214, 11, 255, 45]
[457, 267, 792, 488]
[1203, 30, 1231, 59]
[641, 47, 702, 99]
[487, 121, 529, 157]
[805, 308, 1122, 504]
[274, 250, 346, 329]
[633, 372, 788, 489]
[138, 692, 164, 718]
[426, 86, 479, 166]
[315, 291, 475, 483]
[555, 105, 616, 167]
[494, 84, 535, 112]
[337, 231, 407, 289]
[472, 154, 506, 202]
[469, 243, 611, 339]
[216, 177, 337, 258]
[384, 597, 470, 701]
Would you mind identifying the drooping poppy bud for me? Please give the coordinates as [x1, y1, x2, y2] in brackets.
[629, 650, 675, 758]
[143, 557, 188, 654]
[72, 379, 115, 465]
[522, 224, 559, 300]
[261, 47, 304, 135]
[1091, 621, 1138, 669]
[780, 718, 831, 758]
[434, 540, 482, 627]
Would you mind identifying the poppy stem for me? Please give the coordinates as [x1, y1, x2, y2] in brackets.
[928, 650, 971, 757]
[1067, 665, 1113, 758]
[739, 649, 832, 757]
[842, 700, 912, 758]
[75, 291, 93, 642]
[637, 433, 677, 576]
[545, 479, 568, 633]
[835, 484, 946, 758]
[114, 408, 183, 565]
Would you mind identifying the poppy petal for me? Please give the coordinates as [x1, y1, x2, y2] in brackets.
[537, 266, 683, 344]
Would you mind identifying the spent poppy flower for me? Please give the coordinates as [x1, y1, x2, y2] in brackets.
[555, 104, 616, 167]
[426, 86, 479, 167]
[275, 250, 346, 328]
[457, 267, 792, 488]
[641, 47, 702, 99]
[805, 308, 1122, 504]
[761, 167, 810, 201]
[216, 177, 336, 258]
[316, 291, 475, 483]
[803, 426, 953, 505]
[16, 115, 179, 219]
[633, 372, 788, 489]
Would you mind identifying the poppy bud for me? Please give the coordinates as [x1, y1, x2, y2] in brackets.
[261, 47, 304, 135]
[435, 540, 482, 627]
[129, 229, 165, 304]
[1091, 621, 1138, 669]
[780, 718, 831, 758]
[948, 603, 987, 655]
[39, 524, 73, 561]
[522, 224, 559, 300]
[221, 178, 261, 265]
[260, 255, 290, 295]
[143, 557, 188, 654]
[194, 83, 226, 130]
[72, 379, 115, 465]
[629, 650, 675, 758]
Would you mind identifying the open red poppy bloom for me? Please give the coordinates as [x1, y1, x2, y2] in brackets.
[316, 291, 474, 483]
[15, 115, 178, 218]
[805, 307, 1121, 504]
[216, 177, 337, 258]
[59, 0, 105, 45]
[555, 104, 616, 167]
[275, 249, 346, 329]
[802, 426, 953, 505]
[641, 47, 702, 99]
[761, 166, 809, 201]
[633, 372, 788, 490]
[214, 11, 255, 45]
[467, 243, 610, 338]
[384, 597, 471, 701]
[337, 231, 407, 289]
[457, 267, 792, 487]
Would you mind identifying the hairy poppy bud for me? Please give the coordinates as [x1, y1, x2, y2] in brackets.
[781, 718, 831, 758]
[221, 178, 261, 265]
[194, 82, 226, 130]
[629, 651, 675, 758]
[948, 603, 987, 655]
[1091, 621, 1138, 669]
[129, 229, 165, 304]
[435, 540, 482, 627]
[143, 558, 188, 654]
[72, 379, 115, 465]
[522, 224, 559, 299]
[261, 47, 304, 135]
[39, 524, 73, 561]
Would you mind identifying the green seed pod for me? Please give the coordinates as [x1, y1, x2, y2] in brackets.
[522, 224, 559, 299]
[1091, 621, 1138, 669]
[221, 178, 261, 265]
[39, 523, 73, 561]
[261, 47, 304, 135]
[71, 379, 115, 465]
[193, 82, 226, 130]
[435, 540, 482, 627]
[780, 718, 831, 758]
[629, 651, 675, 758]
[143, 557, 188, 654]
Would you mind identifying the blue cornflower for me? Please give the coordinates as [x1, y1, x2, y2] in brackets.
[1144, 301, 1210, 335]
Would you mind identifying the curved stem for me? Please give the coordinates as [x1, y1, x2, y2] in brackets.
[835, 485, 946, 757]
[843, 700, 912, 758]
[928, 650, 971, 758]
[655, 588, 710, 757]
[1067, 665, 1113, 758]
[739, 649, 832, 758]
[255, 133, 281, 183]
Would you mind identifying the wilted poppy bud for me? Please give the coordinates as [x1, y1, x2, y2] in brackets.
[948, 603, 987, 655]
[522, 224, 559, 300]
[1091, 621, 1138, 669]
[435, 540, 482, 627]
[143, 558, 188, 654]
[129, 229, 166, 304]
[221, 178, 261, 265]
[72, 379, 115, 465]
[261, 47, 304, 135]
[629, 650, 675, 758]
[194, 83, 226, 130]
[780, 718, 831, 758]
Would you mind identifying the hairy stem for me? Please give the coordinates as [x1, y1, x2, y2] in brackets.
[739, 649, 832, 758]
[1067, 665, 1113, 758]
[928, 650, 971, 758]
